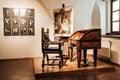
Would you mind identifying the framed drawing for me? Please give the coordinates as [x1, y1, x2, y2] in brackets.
[3, 8, 35, 36]
[20, 27, 27, 35]
[12, 8, 19, 17]
[28, 27, 34, 35]
[20, 18, 27, 26]
[27, 9, 34, 17]
[4, 27, 11, 36]
[12, 27, 19, 36]
[4, 17, 11, 26]
[12, 18, 19, 26]
[20, 9, 27, 17]
[54, 6, 73, 36]
[28, 17, 34, 26]
[3, 8, 11, 17]
[3, 8, 11, 36]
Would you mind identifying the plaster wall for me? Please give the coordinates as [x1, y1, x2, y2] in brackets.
[0, 0, 53, 59]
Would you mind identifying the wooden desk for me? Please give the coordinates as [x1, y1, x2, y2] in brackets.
[55, 36, 70, 59]
[59, 36, 69, 42]
[68, 29, 101, 68]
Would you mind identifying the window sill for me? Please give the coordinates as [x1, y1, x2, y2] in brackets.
[102, 34, 120, 38]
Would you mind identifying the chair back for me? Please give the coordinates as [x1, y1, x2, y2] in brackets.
[41, 28, 50, 52]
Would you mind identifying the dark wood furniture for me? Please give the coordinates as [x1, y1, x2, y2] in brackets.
[41, 28, 63, 68]
[59, 36, 70, 42]
[68, 29, 101, 68]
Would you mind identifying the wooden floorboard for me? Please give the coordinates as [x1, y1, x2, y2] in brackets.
[0, 57, 119, 80]
[0, 58, 35, 80]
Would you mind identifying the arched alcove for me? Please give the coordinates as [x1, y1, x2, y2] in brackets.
[92, 2, 100, 28]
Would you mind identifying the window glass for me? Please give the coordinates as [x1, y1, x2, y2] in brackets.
[112, 11, 119, 21]
[112, 0, 119, 11]
[112, 22, 119, 31]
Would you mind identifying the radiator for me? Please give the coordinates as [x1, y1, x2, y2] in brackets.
[98, 40, 112, 61]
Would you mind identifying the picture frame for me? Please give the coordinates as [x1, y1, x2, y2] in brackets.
[20, 8, 27, 17]
[20, 18, 27, 26]
[3, 8, 35, 36]
[3, 8, 11, 17]
[54, 6, 73, 36]
[11, 8, 19, 17]
[20, 27, 27, 35]
[12, 18, 19, 26]
[12, 26, 19, 36]
[27, 9, 34, 17]
[28, 27, 34, 35]
[4, 17, 11, 26]
[28, 17, 34, 27]
[4, 27, 11, 36]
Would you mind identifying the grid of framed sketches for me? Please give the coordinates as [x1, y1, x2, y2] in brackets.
[3, 8, 35, 36]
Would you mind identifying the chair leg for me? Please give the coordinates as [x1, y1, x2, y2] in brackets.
[42, 54, 45, 68]
[94, 49, 98, 66]
[59, 51, 63, 68]
[46, 54, 49, 64]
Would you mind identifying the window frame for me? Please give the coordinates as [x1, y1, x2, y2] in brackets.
[111, 0, 120, 35]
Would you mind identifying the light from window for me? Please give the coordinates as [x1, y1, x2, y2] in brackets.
[113, 0, 119, 11]
[112, 22, 119, 31]
[111, 0, 120, 33]
[113, 11, 119, 21]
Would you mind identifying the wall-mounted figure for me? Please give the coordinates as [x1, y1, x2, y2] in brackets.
[54, 4, 73, 36]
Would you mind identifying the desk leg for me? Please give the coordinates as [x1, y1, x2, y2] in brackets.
[77, 49, 81, 68]
[94, 49, 98, 66]
[83, 49, 87, 64]
[68, 47, 73, 62]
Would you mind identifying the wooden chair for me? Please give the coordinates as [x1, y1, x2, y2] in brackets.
[41, 28, 63, 68]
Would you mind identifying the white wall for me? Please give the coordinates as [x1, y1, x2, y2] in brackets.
[0, 0, 107, 59]
[106, 0, 111, 33]
[98, 37, 120, 65]
[92, 1, 100, 29]
[96, 0, 106, 34]
[0, 0, 53, 59]
[42, 0, 96, 33]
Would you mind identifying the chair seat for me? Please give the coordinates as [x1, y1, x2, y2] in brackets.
[44, 48, 61, 53]
[46, 46, 60, 49]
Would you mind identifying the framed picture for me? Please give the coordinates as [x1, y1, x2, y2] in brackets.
[12, 27, 19, 36]
[28, 17, 34, 26]
[11, 8, 19, 17]
[3, 8, 11, 17]
[28, 27, 34, 35]
[20, 27, 27, 35]
[3, 8, 35, 36]
[4, 27, 11, 36]
[4, 17, 11, 26]
[54, 6, 73, 36]
[20, 18, 27, 26]
[12, 18, 19, 26]
[27, 9, 34, 17]
[20, 9, 27, 17]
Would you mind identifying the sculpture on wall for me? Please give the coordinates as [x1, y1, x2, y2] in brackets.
[54, 4, 73, 36]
